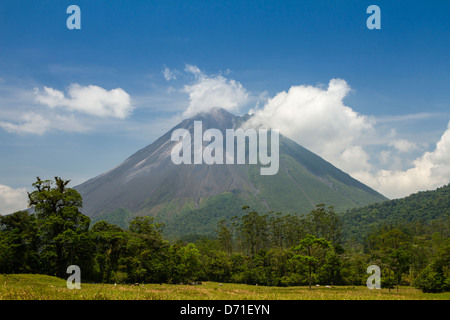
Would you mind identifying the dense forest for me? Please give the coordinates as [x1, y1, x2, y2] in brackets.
[342, 184, 450, 241]
[0, 177, 449, 293]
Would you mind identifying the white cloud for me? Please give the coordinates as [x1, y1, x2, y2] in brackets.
[0, 184, 28, 215]
[244, 79, 374, 174]
[379, 150, 391, 164]
[376, 112, 444, 123]
[0, 111, 89, 135]
[182, 65, 249, 117]
[0, 112, 51, 135]
[241, 78, 450, 199]
[339, 145, 372, 173]
[388, 139, 418, 153]
[0, 83, 134, 135]
[354, 122, 450, 199]
[163, 66, 177, 81]
[184, 64, 202, 77]
[35, 84, 134, 119]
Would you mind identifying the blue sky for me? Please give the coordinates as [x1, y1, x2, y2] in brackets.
[1, 0, 450, 213]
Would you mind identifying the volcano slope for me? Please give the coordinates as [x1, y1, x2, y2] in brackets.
[75, 108, 387, 238]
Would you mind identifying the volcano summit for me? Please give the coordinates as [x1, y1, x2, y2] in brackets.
[170, 120, 279, 175]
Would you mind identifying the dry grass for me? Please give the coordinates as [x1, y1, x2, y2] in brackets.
[1, 274, 448, 300]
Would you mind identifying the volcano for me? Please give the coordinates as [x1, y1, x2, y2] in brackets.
[75, 108, 387, 238]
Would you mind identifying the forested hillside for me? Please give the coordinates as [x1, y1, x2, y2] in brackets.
[341, 184, 450, 241]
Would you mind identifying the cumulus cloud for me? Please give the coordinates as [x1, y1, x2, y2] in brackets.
[241, 78, 450, 199]
[0, 84, 134, 135]
[244, 79, 374, 173]
[35, 84, 134, 119]
[182, 65, 249, 117]
[0, 184, 28, 215]
[356, 122, 450, 199]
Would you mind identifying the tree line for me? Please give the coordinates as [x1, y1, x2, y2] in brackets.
[0, 177, 448, 293]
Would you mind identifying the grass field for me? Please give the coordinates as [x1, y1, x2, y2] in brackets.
[0, 274, 448, 300]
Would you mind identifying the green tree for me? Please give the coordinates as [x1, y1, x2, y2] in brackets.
[265, 248, 291, 286]
[91, 221, 129, 282]
[238, 207, 269, 257]
[28, 177, 91, 277]
[365, 226, 412, 291]
[413, 231, 450, 293]
[268, 212, 284, 248]
[282, 214, 307, 248]
[201, 249, 231, 282]
[127, 216, 168, 283]
[216, 219, 233, 255]
[414, 264, 449, 293]
[168, 242, 201, 284]
[317, 251, 343, 285]
[340, 250, 369, 285]
[305, 204, 342, 245]
[292, 234, 332, 289]
[0, 210, 39, 273]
